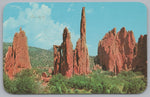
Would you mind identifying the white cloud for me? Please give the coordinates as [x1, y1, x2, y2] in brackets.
[3, 3, 79, 49]
[67, 8, 71, 12]
[10, 5, 21, 10]
[69, 3, 73, 7]
[86, 9, 93, 14]
[67, 3, 74, 12]
[101, 6, 104, 9]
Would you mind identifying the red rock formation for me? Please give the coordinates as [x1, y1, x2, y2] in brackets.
[53, 28, 73, 78]
[53, 7, 90, 77]
[93, 64, 102, 71]
[117, 28, 136, 70]
[73, 7, 90, 75]
[41, 72, 52, 83]
[133, 35, 147, 76]
[97, 27, 136, 74]
[53, 45, 61, 75]
[4, 28, 31, 79]
[61, 28, 73, 77]
[42, 72, 47, 77]
[48, 68, 52, 74]
[42, 76, 52, 83]
[73, 50, 79, 75]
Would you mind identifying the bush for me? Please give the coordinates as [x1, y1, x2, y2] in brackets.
[3, 73, 17, 94]
[49, 74, 69, 94]
[91, 83, 103, 93]
[15, 76, 38, 94]
[123, 78, 146, 94]
[68, 75, 91, 90]
[74, 89, 79, 94]
[4, 69, 40, 94]
[49, 74, 67, 86]
[110, 85, 121, 94]
[118, 71, 136, 79]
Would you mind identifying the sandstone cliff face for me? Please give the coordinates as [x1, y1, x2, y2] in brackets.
[61, 28, 73, 77]
[73, 7, 90, 75]
[97, 27, 136, 74]
[4, 28, 31, 79]
[53, 45, 61, 75]
[53, 28, 73, 77]
[133, 35, 147, 76]
[53, 7, 90, 77]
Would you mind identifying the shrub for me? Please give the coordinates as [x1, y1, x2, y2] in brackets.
[123, 78, 146, 94]
[74, 89, 79, 94]
[101, 82, 111, 94]
[15, 76, 38, 94]
[91, 83, 103, 94]
[49, 74, 69, 94]
[3, 73, 17, 94]
[118, 71, 136, 79]
[15, 69, 40, 94]
[4, 69, 40, 94]
[110, 85, 121, 94]
[49, 74, 67, 86]
[49, 86, 58, 94]
[68, 75, 91, 90]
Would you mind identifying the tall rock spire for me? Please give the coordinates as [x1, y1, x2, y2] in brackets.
[80, 7, 86, 41]
[74, 7, 90, 75]
[53, 27, 73, 78]
[53, 7, 91, 77]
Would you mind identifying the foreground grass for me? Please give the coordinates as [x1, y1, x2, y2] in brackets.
[3, 69, 146, 94]
[48, 70, 146, 94]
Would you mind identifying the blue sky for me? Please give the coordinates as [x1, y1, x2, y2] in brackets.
[3, 2, 147, 56]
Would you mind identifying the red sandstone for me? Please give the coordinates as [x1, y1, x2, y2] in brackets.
[97, 27, 136, 74]
[4, 28, 31, 79]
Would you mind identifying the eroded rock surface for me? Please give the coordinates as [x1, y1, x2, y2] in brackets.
[97, 27, 136, 74]
[4, 28, 31, 79]
[53, 7, 90, 77]
[133, 35, 147, 76]
[73, 7, 90, 75]
[53, 28, 73, 77]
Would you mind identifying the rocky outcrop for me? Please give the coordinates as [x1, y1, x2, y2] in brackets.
[4, 28, 31, 79]
[48, 68, 52, 74]
[97, 27, 136, 74]
[117, 28, 136, 70]
[133, 35, 147, 76]
[53, 45, 61, 75]
[61, 28, 74, 77]
[41, 72, 52, 83]
[73, 7, 90, 75]
[93, 64, 102, 71]
[53, 7, 90, 77]
[53, 28, 73, 78]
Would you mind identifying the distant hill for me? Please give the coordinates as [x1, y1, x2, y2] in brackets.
[3, 42, 54, 68]
[3, 42, 95, 69]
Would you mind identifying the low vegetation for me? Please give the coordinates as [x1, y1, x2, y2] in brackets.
[3, 67, 147, 94]
[47, 70, 146, 94]
[3, 69, 41, 94]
